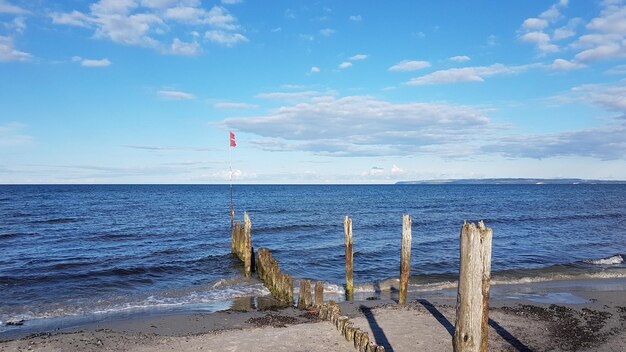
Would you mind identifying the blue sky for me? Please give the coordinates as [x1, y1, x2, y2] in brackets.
[1, 0, 625, 183]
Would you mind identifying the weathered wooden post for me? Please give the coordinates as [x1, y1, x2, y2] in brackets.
[314, 281, 324, 306]
[298, 280, 312, 309]
[399, 214, 412, 305]
[344, 216, 354, 301]
[243, 212, 252, 278]
[479, 221, 492, 352]
[453, 221, 493, 352]
[231, 220, 241, 254]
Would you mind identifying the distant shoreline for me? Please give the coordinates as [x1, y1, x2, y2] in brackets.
[396, 178, 626, 185]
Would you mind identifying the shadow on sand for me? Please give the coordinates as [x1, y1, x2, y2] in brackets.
[414, 299, 532, 352]
[360, 305, 395, 352]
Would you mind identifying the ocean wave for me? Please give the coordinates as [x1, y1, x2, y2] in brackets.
[0, 233, 29, 240]
[491, 270, 626, 285]
[0, 280, 271, 325]
[30, 218, 81, 224]
[583, 254, 624, 265]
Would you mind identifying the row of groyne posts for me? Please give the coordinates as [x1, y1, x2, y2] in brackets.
[231, 212, 493, 352]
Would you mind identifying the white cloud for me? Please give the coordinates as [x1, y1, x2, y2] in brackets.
[570, 83, 626, 113]
[284, 9, 295, 19]
[338, 61, 352, 69]
[572, 2, 626, 62]
[221, 0, 242, 4]
[214, 102, 258, 109]
[140, 0, 199, 10]
[388, 60, 431, 72]
[205, 30, 248, 47]
[605, 64, 626, 75]
[522, 18, 549, 30]
[310, 66, 320, 74]
[553, 18, 583, 40]
[482, 124, 626, 160]
[349, 54, 368, 61]
[518, 0, 569, 54]
[167, 38, 200, 55]
[519, 31, 559, 54]
[214, 168, 257, 180]
[0, 122, 32, 147]
[539, 0, 568, 22]
[9, 16, 27, 33]
[0, 0, 29, 14]
[363, 166, 385, 177]
[553, 27, 576, 40]
[484, 81, 626, 161]
[319, 28, 335, 36]
[487, 34, 497, 46]
[0, 35, 31, 62]
[550, 58, 585, 71]
[406, 63, 534, 86]
[204, 6, 239, 30]
[349, 15, 362, 22]
[157, 90, 196, 100]
[50, 1, 246, 53]
[222, 95, 492, 157]
[449, 55, 471, 63]
[72, 56, 112, 67]
[255, 90, 328, 101]
[50, 10, 91, 27]
[391, 164, 404, 175]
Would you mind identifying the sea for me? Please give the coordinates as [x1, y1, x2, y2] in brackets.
[1, 184, 625, 335]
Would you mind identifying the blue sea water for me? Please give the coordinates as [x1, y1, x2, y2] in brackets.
[0, 184, 625, 332]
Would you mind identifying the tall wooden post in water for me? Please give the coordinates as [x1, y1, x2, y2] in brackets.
[344, 216, 354, 301]
[399, 214, 412, 305]
[453, 221, 493, 352]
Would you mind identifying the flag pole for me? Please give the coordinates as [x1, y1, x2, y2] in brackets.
[229, 132, 234, 230]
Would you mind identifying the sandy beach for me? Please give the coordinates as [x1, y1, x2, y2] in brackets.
[2, 278, 625, 352]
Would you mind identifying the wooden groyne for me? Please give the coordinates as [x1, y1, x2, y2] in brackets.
[318, 301, 385, 352]
[231, 212, 253, 277]
[228, 211, 493, 352]
[256, 247, 294, 304]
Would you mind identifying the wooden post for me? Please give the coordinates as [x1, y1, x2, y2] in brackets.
[399, 214, 412, 305]
[453, 221, 493, 352]
[243, 212, 252, 278]
[479, 221, 492, 352]
[231, 221, 241, 254]
[298, 280, 312, 309]
[344, 216, 353, 301]
[314, 281, 324, 306]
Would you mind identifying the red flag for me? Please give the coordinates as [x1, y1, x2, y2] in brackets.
[229, 131, 236, 147]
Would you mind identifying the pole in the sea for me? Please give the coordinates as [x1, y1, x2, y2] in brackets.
[399, 214, 412, 305]
[344, 216, 353, 301]
[229, 131, 236, 229]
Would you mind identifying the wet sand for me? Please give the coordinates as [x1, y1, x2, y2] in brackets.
[1, 278, 625, 352]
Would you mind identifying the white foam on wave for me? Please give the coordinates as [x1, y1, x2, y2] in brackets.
[322, 283, 345, 294]
[491, 270, 626, 286]
[584, 255, 624, 265]
[2, 280, 271, 324]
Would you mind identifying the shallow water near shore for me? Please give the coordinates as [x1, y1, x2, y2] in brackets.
[1, 184, 625, 334]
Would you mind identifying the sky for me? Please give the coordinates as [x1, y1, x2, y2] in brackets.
[0, 0, 625, 184]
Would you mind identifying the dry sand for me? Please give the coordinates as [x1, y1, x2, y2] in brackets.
[2, 279, 626, 352]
